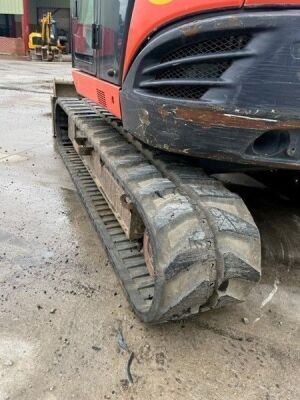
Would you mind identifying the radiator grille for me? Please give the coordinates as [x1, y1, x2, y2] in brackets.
[156, 61, 231, 81]
[162, 34, 251, 62]
[142, 33, 252, 101]
[155, 86, 208, 100]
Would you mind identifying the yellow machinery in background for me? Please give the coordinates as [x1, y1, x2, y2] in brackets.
[29, 12, 67, 61]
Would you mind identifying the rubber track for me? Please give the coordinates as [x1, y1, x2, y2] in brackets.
[54, 97, 261, 323]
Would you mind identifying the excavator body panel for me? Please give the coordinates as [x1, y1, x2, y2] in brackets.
[71, 0, 300, 169]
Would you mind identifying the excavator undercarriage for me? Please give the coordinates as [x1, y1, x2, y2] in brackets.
[53, 91, 260, 323]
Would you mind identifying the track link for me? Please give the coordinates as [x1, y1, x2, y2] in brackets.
[54, 97, 261, 323]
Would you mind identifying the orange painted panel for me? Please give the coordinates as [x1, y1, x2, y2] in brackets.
[123, 0, 244, 79]
[244, 0, 300, 5]
[72, 70, 122, 119]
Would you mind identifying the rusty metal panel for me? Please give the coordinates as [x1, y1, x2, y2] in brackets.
[67, 122, 145, 240]
[96, 163, 145, 240]
[0, 0, 23, 14]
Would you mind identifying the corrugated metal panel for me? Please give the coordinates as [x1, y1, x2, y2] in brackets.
[0, 0, 23, 15]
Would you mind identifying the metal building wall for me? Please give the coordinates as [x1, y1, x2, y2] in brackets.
[29, 0, 70, 25]
[0, 0, 23, 15]
[37, 0, 70, 7]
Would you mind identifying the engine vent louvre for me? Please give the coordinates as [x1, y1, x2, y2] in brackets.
[155, 61, 231, 81]
[140, 34, 252, 101]
[162, 34, 251, 62]
[154, 86, 208, 100]
[96, 89, 107, 107]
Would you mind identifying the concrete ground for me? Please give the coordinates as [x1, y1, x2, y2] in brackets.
[0, 59, 299, 400]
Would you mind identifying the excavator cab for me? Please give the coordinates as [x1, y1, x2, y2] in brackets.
[72, 0, 131, 81]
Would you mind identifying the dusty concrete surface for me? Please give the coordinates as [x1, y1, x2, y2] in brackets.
[0, 59, 299, 400]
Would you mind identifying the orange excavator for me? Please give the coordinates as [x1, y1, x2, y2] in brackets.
[53, 0, 300, 323]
